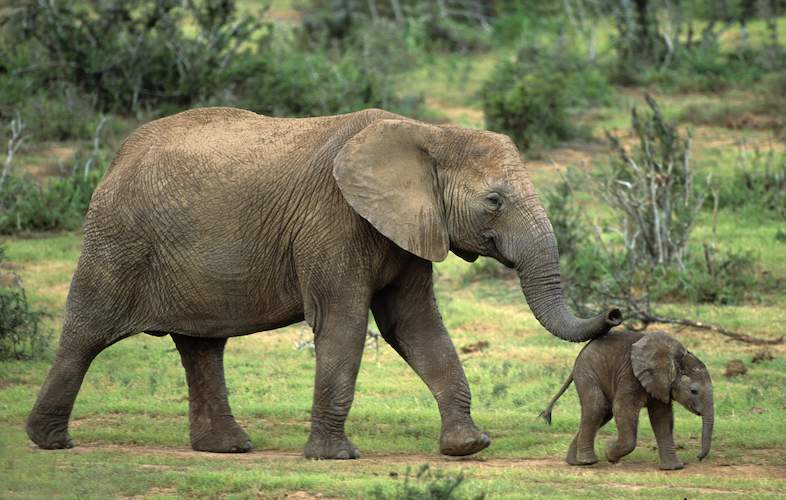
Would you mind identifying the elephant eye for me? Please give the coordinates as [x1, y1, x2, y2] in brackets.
[485, 192, 503, 210]
[690, 387, 699, 395]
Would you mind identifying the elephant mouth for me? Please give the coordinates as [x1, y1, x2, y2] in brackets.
[485, 237, 515, 268]
[450, 244, 480, 263]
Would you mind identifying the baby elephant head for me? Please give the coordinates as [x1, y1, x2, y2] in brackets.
[631, 333, 714, 460]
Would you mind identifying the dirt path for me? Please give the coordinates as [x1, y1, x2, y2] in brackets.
[63, 442, 786, 481]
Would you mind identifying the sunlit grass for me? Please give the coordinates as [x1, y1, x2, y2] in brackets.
[1, 223, 785, 497]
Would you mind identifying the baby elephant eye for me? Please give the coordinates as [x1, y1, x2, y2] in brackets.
[690, 387, 699, 395]
[485, 192, 503, 209]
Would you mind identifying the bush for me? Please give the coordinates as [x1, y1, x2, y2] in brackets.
[715, 147, 786, 217]
[371, 464, 472, 500]
[297, 0, 494, 52]
[0, 247, 48, 359]
[612, 41, 773, 92]
[0, 117, 109, 234]
[603, 95, 705, 268]
[227, 24, 423, 118]
[0, 165, 105, 234]
[481, 39, 612, 151]
[542, 96, 761, 325]
[9, 0, 262, 114]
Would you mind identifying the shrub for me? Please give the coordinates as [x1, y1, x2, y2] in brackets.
[543, 169, 589, 260]
[371, 464, 472, 500]
[542, 96, 761, 325]
[716, 146, 786, 217]
[227, 28, 422, 118]
[481, 39, 612, 151]
[0, 246, 48, 359]
[0, 165, 105, 234]
[9, 0, 262, 114]
[0, 117, 109, 234]
[297, 0, 494, 52]
[603, 95, 705, 269]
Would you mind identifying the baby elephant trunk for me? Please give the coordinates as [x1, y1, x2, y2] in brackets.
[698, 407, 714, 460]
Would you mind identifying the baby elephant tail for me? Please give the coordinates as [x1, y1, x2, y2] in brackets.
[539, 372, 574, 425]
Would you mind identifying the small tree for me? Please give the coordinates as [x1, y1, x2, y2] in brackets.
[549, 95, 778, 344]
[603, 94, 705, 270]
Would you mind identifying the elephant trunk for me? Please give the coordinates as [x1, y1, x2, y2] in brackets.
[698, 406, 714, 460]
[512, 227, 622, 343]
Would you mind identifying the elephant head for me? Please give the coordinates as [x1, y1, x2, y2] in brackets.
[333, 117, 621, 342]
[631, 333, 714, 460]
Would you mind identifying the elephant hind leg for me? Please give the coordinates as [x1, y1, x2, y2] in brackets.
[572, 379, 611, 465]
[27, 319, 131, 449]
[172, 334, 251, 453]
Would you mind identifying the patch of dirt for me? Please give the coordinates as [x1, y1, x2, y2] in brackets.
[460, 340, 490, 354]
[724, 359, 748, 377]
[23, 144, 76, 180]
[61, 443, 786, 482]
[525, 143, 608, 173]
[424, 97, 484, 126]
[722, 112, 784, 131]
[266, 9, 302, 24]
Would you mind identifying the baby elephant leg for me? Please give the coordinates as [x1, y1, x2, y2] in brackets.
[172, 334, 251, 453]
[570, 380, 611, 465]
[647, 400, 684, 470]
[606, 398, 641, 463]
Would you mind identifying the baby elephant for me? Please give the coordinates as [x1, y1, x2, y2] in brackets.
[540, 331, 713, 470]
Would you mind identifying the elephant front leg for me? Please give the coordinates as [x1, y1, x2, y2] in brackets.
[304, 308, 368, 459]
[172, 334, 251, 453]
[647, 400, 684, 470]
[606, 398, 642, 463]
[371, 262, 489, 457]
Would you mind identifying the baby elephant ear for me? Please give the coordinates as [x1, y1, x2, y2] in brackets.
[631, 333, 686, 403]
[333, 119, 449, 262]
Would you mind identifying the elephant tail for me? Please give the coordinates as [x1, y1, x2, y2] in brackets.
[539, 371, 574, 426]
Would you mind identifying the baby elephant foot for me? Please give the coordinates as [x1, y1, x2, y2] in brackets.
[304, 433, 360, 460]
[574, 449, 599, 466]
[659, 459, 685, 471]
[191, 419, 252, 453]
[26, 411, 74, 450]
[439, 421, 490, 457]
[605, 440, 635, 464]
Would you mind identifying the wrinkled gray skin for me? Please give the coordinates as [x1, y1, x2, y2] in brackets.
[26, 108, 621, 459]
[540, 331, 714, 470]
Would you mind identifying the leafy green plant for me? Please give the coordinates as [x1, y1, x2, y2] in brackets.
[715, 145, 786, 217]
[9, 0, 262, 113]
[0, 117, 109, 234]
[542, 96, 762, 327]
[227, 32, 422, 118]
[0, 246, 48, 359]
[603, 95, 705, 269]
[372, 464, 478, 500]
[481, 39, 612, 151]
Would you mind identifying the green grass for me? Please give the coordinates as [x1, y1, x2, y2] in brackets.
[1, 233, 785, 497]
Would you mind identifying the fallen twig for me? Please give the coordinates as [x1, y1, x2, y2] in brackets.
[640, 314, 783, 345]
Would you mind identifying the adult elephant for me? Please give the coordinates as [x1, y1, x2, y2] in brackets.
[26, 108, 621, 459]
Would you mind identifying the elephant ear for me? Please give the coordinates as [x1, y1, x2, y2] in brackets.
[631, 333, 686, 403]
[333, 119, 449, 262]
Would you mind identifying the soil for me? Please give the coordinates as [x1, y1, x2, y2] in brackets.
[57, 442, 786, 483]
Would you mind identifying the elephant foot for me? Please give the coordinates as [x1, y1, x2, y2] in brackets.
[191, 419, 252, 453]
[605, 441, 635, 464]
[304, 433, 360, 460]
[26, 411, 74, 450]
[574, 449, 599, 466]
[439, 422, 490, 457]
[659, 459, 685, 471]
